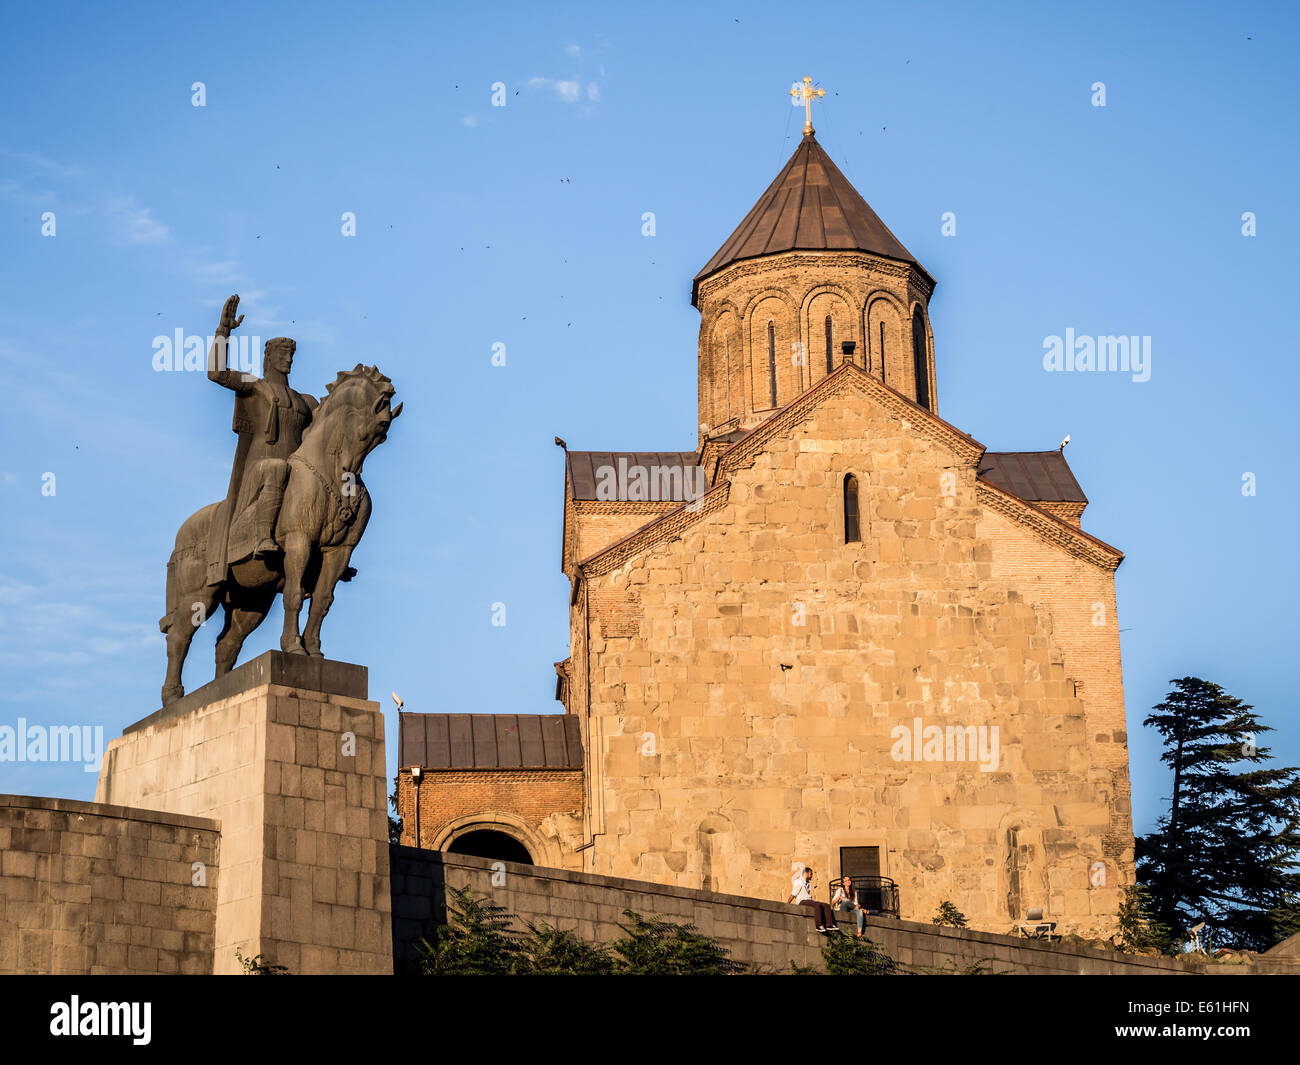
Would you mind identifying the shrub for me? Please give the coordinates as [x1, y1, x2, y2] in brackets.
[932, 900, 968, 927]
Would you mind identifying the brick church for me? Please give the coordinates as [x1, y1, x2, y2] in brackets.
[397, 107, 1136, 937]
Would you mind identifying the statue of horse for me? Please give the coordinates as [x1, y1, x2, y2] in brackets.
[159, 364, 401, 706]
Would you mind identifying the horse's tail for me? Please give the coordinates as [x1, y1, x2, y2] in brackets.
[161, 502, 218, 632]
[160, 556, 177, 633]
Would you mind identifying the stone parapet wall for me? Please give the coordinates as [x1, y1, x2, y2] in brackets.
[0, 794, 218, 974]
[390, 849, 1225, 975]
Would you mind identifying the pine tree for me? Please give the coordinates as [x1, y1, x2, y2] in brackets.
[1136, 677, 1300, 951]
[416, 885, 525, 974]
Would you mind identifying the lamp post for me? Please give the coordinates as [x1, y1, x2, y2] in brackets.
[410, 765, 422, 849]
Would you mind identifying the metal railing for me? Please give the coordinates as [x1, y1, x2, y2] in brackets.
[830, 876, 900, 919]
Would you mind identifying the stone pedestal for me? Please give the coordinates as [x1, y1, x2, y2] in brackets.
[96, 652, 392, 974]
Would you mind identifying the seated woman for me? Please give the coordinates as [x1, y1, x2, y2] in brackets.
[832, 875, 868, 937]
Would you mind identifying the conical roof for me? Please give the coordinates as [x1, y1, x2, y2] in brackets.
[692, 133, 929, 304]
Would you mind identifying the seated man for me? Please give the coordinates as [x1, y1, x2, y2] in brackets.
[832, 875, 868, 938]
[788, 865, 839, 933]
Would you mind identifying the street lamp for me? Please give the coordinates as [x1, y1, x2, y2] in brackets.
[410, 765, 422, 849]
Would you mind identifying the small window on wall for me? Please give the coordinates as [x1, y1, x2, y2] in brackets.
[825, 315, 833, 375]
[844, 474, 861, 543]
[767, 321, 777, 408]
[912, 307, 931, 411]
[840, 846, 880, 880]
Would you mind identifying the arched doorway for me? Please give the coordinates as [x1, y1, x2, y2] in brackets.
[446, 829, 533, 865]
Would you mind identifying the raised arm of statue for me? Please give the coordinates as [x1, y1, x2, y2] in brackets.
[208, 293, 254, 393]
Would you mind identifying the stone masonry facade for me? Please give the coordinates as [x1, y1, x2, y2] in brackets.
[95, 653, 392, 974]
[563, 366, 1133, 938]
[696, 249, 936, 442]
[0, 794, 218, 974]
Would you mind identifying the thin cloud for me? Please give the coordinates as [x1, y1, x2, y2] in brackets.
[193, 259, 246, 286]
[107, 196, 171, 245]
[0, 149, 84, 180]
[527, 76, 592, 104]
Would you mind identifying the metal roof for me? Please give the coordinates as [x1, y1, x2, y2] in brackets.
[399, 713, 583, 770]
[566, 451, 704, 501]
[979, 451, 1088, 503]
[693, 133, 927, 303]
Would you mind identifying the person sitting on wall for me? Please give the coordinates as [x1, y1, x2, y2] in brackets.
[832, 875, 869, 938]
[787, 864, 839, 933]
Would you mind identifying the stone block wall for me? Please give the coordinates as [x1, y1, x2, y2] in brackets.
[390, 849, 1212, 975]
[694, 250, 935, 439]
[570, 371, 1134, 936]
[0, 794, 218, 974]
[96, 652, 391, 974]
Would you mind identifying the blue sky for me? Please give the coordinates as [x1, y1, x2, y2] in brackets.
[1, 1, 1296, 841]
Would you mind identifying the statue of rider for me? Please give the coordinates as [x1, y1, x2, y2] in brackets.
[205, 294, 318, 585]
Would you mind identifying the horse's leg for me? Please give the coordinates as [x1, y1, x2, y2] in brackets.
[280, 531, 311, 655]
[301, 545, 355, 658]
[216, 590, 275, 674]
[213, 599, 235, 675]
[162, 582, 220, 706]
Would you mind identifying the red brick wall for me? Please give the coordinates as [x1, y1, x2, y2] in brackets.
[396, 769, 583, 858]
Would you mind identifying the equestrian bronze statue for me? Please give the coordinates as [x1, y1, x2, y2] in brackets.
[159, 295, 402, 706]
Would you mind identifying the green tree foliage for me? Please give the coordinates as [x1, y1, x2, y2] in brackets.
[932, 900, 968, 927]
[388, 772, 402, 845]
[1136, 677, 1300, 951]
[821, 933, 898, 974]
[416, 887, 744, 974]
[417, 886, 525, 974]
[235, 948, 288, 975]
[520, 922, 616, 975]
[1116, 884, 1174, 955]
[608, 911, 744, 974]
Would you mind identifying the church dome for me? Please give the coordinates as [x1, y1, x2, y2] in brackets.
[692, 132, 932, 307]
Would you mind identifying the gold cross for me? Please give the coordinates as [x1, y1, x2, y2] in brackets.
[790, 76, 825, 136]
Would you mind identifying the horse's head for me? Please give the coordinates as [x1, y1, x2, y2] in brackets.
[307, 364, 403, 471]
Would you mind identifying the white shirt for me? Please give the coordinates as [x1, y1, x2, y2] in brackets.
[791, 874, 813, 903]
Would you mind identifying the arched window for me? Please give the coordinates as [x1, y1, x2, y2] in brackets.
[767, 321, 777, 407]
[447, 829, 533, 865]
[912, 307, 931, 410]
[878, 321, 886, 385]
[824, 315, 833, 375]
[844, 474, 861, 543]
[723, 337, 732, 421]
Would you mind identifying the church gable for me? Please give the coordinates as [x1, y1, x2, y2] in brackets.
[577, 363, 982, 583]
[716, 361, 981, 482]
